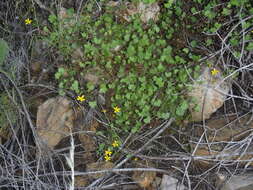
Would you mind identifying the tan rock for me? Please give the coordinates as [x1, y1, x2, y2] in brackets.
[107, 1, 119, 7]
[111, 2, 160, 23]
[78, 120, 98, 163]
[84, 73, 99, 86]
[86, 161, 114, 179]
[132, 161, 157, 189]
[138, 2, 160, 23]
[36, 97, 74, 150]
[192, 114, 253, 168]
[71, 48, 84, 62]
[74, 176, 89, 187]
[132, 170, 157, 189]
[58, 7, 76, 28]
[188, 66, 231, 121]
[59, 7, 68, 20]
[81, 66, 106, 86]
[205, 114, 253, 142]
[151, 177, 162, 190]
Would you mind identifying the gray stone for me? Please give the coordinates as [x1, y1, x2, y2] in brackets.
[220, 174, 253, 190]
[160, 175, 187, 190]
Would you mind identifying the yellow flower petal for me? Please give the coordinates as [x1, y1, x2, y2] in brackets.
[104, 155, 111, 161]
[105, 150, 112, 156]
[211, 68, 219, 76]
[76, 95, 85, 102]
[113, 106, 121, 113]
[25, 18, 32, 25]
[112, 140, 119, 147]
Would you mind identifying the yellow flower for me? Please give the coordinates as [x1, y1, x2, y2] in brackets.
[211, 68, 219, 76]
[102, 109, 107, 113]
[105, 150, 112, 156]
[112, 140, 119, 148]
[104, 149, 112, 161]
[134, 157, 138, 161]
[104, 155, 111, 161]
[113, 106, 121, 113]
[25, 18, 32, 25]
[76, 95, 85, 102]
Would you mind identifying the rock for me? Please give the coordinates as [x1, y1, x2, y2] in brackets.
[160, 175, 187, 190]
[200, 114, 253, 142]
[98, 93, 106, 105]
[107, 1, 119, 7]
[132, 170, 156, 189]
[188, 66, 231, 121]
[71, 48, 84, 62]
[137, 2, 160, 23]
[86, 161, 114, 179]
[31, 61, 43, 73]
[59, 7, 68, 20]
[122, 184, 141, 190]
[191, 114, 253, 168]
[111, 45, 122, 52]
[84, 73, 99, 86]
[81, 66, 106, 86]
[109, 1, 160, 23]
[219, 174, 253, 190]
[74, 176, 89, 187]
[151, 177, 162, 189]
[132, 161, 156, 189]
[36, 97, 74, 150]
[58, 7, 76, 28]
[78, 119, 98, 163]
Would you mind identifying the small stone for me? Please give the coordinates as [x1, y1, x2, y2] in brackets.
[187, 65, 231, 121]
[132, 170, 156, 189]
[107, 1, 119, 7]
[31, 61, 43, 73]
[74, 176, 89, 187]
[118, 2, 160, 23]
[86, 161, 114, 179]
[160, 175, 187, 190]
[78, 120, 98, 163]
[138, 2, 160, 23]
[132, 161, 156, 189]
[59, 7, 68, 20]
[191, 114, 253, 168]
[36, 97, 74, 151]
[220, 174, 253, 190]
[151, 177, 162, 189]
[98, 93, 106, 105]
[71, 48, 84, 62]
[84, 73, 99, 85]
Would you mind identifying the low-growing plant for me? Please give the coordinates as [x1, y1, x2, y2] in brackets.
[0, 92, 17, 140]
[43, 1, 203, 148]
[0, 39, 9, 66]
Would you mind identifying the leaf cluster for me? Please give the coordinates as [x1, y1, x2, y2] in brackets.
[44, 1, 202, 135]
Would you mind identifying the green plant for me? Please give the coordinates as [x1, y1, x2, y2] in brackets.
[0, 92, 17, 139]
[0, 39, 9, 66]
[54, 67, 80, 95]
[44, 1, 203, 139]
